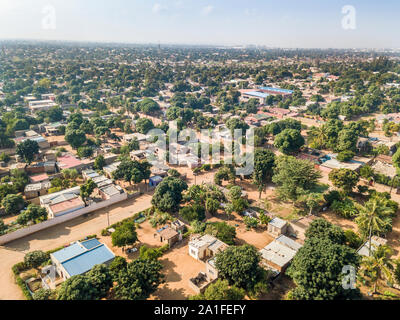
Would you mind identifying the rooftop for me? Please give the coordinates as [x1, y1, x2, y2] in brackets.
[51, 239, 115, 277]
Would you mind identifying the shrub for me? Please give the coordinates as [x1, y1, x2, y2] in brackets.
[24, 251, 50, 269]
[331, 198, 358, 219]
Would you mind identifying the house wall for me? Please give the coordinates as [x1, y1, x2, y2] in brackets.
[0, 192, 128, 245]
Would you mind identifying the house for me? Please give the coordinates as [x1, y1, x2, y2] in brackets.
[82, 169, 100, 181]
[26, 161, 56, 175]
[130, 150, 148, 161]
[357, 236, 388, 257]
[122, 133, 148, 143]
[155, 225, 181, 247]
[97, 184, 125, 201]
[40, 186, 82, 218]
[188, 234, 229, 294]
[259, 235, 303, 273]
[24, 182, 52, 199]
[239, 89, 270, 105]
[189, 234, 228, 261]
[14, 131, 50, 150]
[48, 197, 86, 218]
[56, 155, 86, 172]
[28, 100, 57, 113]
[50, 238, 115, 280]
[103, 161, 121, 179]
[170, 219, 186, 233]
[267, 217, 288, 237]
[286, 215, 318, 242]
[29, 173, 50, 184]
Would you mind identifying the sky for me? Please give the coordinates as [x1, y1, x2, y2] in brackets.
[0, 0, 399, 48]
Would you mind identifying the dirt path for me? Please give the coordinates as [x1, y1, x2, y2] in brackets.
[0, 194, 153, 300]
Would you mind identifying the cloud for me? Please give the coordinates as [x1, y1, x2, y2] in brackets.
[152, 3, 168, 14]
[201, 5, 214, 16]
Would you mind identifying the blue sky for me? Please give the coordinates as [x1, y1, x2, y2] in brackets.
[0, 0, 399, 48]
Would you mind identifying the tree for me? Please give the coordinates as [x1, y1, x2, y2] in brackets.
[16, 139, 39, 164]
[33, 288, 52, 300]
[85, 264, 113, 299]
[113, 159, 150, 185]
[152, 177, 188, 212]
[360, 245, 394, 294]
[191, 279, 245, 300]
[80, 179, 97, 205]
[299, 192, 324, 215]
[57, 275, 98, 300]
[287, 236, 361, 300]
[17, 204, 47, 225]
[252, 149, 275, 199]
[77, 146, 93, 158]
[109, 256, 127, 281]
[272, 156, 321, 202]
[135, 118, 154, 134]
[94, 155, 106, 170]
[329, 168, 359, 195]
[111, 221, 138, 249]
[228, 186, 242, 202]
[65, 129, 86, 149]
[204, 222, 236, 245]
[205, 198, 220, 216]
[355, 198, 393, 253]
[137, 98, 160, 115]
[215, 244, 262, 290]
[337, 150, 355, 162]
[1, 194, 25, 215]
[0, 219, 6, 235]
[114, 258, 164, 300]
[24, 251, 49, 269]
[305, 218, 346, 244]
[274, 129, 304, 155]
[179, 204, 206, 222]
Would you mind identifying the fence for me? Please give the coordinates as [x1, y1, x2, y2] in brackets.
[0, 193, 128, 245]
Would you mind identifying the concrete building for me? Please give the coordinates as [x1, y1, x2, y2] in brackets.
[259, 235, 303, 273]
[50, 239, 115, 280]
[188, 234, 228, 261]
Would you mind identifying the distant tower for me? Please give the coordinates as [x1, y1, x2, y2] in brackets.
[158, 42, 161, 51]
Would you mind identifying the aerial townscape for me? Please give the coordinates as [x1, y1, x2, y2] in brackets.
[1, 0, 400, 307]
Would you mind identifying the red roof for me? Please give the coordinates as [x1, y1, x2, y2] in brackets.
[50, 197, 85, 214]
[57, 155, 83, 170]
[30, 173, 49, 183]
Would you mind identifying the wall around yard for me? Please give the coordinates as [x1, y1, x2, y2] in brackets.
[0, 193, 128, 245]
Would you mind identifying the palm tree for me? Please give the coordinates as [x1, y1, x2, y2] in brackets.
[307, 126, 327, 149]
[355, 198, 392, 255]
[360, 245, 394, 294]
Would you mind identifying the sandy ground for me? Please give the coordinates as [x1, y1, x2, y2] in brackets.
[0, 194, 153, 300]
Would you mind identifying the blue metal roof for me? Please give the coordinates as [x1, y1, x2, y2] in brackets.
[259, 86, 294, 94]
[81, 238, 102, 250]
[243, 91, 270, 98]
[51, 242, 86, 263]
[61, 245, 115, 277]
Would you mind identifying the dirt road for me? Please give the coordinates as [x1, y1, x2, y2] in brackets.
[0, 194, 153, 300]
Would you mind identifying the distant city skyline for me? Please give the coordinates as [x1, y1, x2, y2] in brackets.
[1, 0, 399, 49]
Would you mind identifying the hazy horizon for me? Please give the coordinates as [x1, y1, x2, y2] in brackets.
[1, 0, 399, 49]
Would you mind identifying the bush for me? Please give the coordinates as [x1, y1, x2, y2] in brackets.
[24, 251, 50, 269]
[324, 190, 342, 207]
[331, 198, 358, 219]
[179, 204, 205, 223]
[337, 150, 355, 162]
[344, 230, 363, 249]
